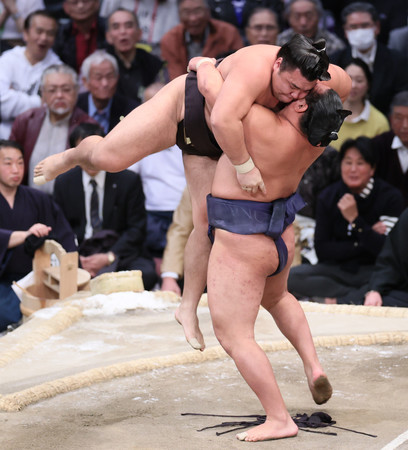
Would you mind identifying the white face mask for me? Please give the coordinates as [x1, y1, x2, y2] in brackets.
[347, 28, 376, 51]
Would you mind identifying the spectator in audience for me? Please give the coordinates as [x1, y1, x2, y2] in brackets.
[135, 0, 180, 56]
[330, 1, 408, 115]
[327, 206, 408, 306]
[129, 82, 186, 266]
[160, 187, 192, 295]
[330, 58, 389, 150]
[388, 23, 408, 61]
[0, 139, 76, 332]
[209, 0, 283, 35]
[288, 136, 404, 302]
[294, 145, 340, 265]
[277, 0, 345, 57]
[372, 91, 408, 207]
[362, 207, 408, 307]
[53, 123, 158, 289]
[0, 9, 60, 139]
[244, 6, 280, 45]
[99, 0, 133, 16]
[77, 50, 139, 134]
[0, 0, 44, 53]
[105, 8, 166, 104]
[10, 64, 97, 194]
[160, 0, 244, 80]
[101, 1, 180, 56]
[54, 0, 106, 72]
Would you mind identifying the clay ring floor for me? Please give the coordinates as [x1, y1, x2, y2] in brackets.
[0, 292, 407, 450]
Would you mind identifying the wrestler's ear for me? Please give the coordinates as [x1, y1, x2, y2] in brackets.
[295, 102, 308, 113]
[274, 57, 283, 71]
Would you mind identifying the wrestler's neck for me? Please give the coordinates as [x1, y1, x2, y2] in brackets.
[279, 107, 301, 133]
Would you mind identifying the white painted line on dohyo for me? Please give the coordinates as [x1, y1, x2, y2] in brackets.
[381, 430, 408, 450]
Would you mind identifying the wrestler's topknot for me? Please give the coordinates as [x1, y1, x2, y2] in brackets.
[277, 34, 331, 82]
[300, 89, 351, 147]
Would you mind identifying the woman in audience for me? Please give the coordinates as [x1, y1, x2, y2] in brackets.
[288, 137, 404, 303]
[330, 58, 390, 150]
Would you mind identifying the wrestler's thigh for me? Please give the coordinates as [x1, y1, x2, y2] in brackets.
[261, 226, 295, 309]
[207, 231, 269, 334]
[183, 153, 217, 226]
[103, 75, 187, 162]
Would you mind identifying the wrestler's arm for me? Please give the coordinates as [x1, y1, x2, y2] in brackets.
[195, 61, 224, 112]
[193, 54, 269, 194]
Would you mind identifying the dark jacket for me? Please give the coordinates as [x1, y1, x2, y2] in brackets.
[372, 130, 408, 208]
[369, 207, 408, 294]
[9, 106, 97, 185]
[330, 42, 408, 115]
[208, 0, 283, 29]
[314, 178, 404, 270]
[53, 16, 107, 71]
[108, 46, 165, 103]
[76, 92, 140, 132]
[53, 167, 147, 269]
[0, 185, 76, 278]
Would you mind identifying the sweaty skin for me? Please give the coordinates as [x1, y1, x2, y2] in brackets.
[33, 45, 350, 354]
[200, 62, 344, 442]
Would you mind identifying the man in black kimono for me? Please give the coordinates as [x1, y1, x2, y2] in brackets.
[0, 140, 76, 332]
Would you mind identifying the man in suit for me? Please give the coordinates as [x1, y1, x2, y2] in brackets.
[388, 24, 408, 60]
[330, 2, 408, 115]
[77, 50, 139, 134]
[160, 0, 244, 80]
[10, 63, 97, 194]
[371, 90, 408, 208]
[53, 123, 157, 289]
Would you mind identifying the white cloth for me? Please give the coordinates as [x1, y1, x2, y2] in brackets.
[82, 171, 106, 239]
[129, 145, 185, 211]
[1, 0, 44, 40]
[99, 0, 135, 17]
[348, 99, 371, 123]
[135, 0, 179, 48]
[28, 111, 70, 195]
[391, 135, 408, 174]
[0, 46, 61, 138]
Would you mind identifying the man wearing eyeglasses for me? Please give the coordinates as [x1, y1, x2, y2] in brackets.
[54, 0, 107, 72]
[277, 0, 345, 57]
[161, 0, 244, 80]
[9, 64, 97, 194]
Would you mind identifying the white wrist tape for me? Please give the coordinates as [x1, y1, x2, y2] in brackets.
[196, 57, 215, 70]
[234, 156, 255, 174]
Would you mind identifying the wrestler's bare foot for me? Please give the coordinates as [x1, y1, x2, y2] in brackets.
[33, 153, 71, 185]
[308, 371, 332, 405]
[236, 416, 298, 442]
[175, 303, 205, 351]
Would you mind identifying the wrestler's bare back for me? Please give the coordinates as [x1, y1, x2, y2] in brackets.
[211, 105, 322, 202]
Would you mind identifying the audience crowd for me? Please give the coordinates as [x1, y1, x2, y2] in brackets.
[1, 0, 408, 331]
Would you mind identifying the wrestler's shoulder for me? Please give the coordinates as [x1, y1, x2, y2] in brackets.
[232, 44, 280, 62]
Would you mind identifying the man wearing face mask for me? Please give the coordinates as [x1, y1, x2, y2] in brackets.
[331, 2, 408, 115]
